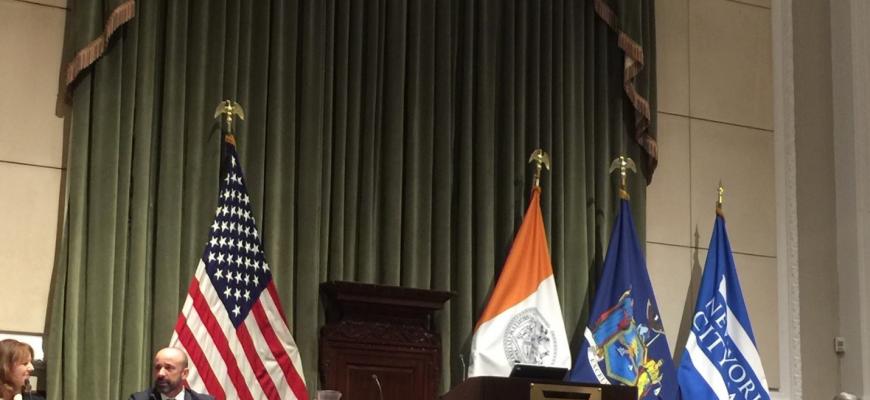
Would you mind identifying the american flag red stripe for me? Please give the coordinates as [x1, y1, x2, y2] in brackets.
[168, 138, 308, 400]
[266, 285, 289, 324]
[172, 258, 307, 399]
[236, 323, 281, 398]
[258, 288, 308, 391]
[251, 300, 309, 399]
[186, 273, 255, 399]
[173, 314, 227, 399]
[174, 293, 241, 400]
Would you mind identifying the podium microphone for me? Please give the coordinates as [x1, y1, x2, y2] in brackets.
[371, 374, 384, 400]
[23, 379, 32, 400]
[458, 354, 467, 381]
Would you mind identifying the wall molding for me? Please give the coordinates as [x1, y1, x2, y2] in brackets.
[772, 0, 802, 399]
[848, 2, 870, 396]
[830, 0, 870, 397]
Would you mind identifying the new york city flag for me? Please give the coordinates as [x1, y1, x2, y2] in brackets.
[468, 187, 571, 377]
[677, 211, 769, 399]
[568, 199, 678, 399]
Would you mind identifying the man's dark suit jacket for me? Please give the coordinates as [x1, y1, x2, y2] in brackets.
[128, 387, 215, 400]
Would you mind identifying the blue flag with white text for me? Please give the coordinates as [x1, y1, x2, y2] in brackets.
[568, 199, 679, 399]
[677, 212, 770, 399]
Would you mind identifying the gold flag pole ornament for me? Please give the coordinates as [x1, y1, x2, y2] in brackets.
[716, 181, 725, 217]
[608, 155, 636, 199]
[528, 149, 551, 188]
[214, 100, 246, 145]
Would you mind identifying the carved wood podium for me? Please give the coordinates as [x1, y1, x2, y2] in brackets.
[319, 281, 452, 400]
[440, 377, 636, 400]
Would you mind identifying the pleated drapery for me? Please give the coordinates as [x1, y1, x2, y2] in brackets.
[47, 1, 656, 398]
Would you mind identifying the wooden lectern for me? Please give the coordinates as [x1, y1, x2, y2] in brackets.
[319, 281, 452, 400]
[440, 377, 636, 400]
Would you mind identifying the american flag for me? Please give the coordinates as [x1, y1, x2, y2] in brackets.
[169, 135, 308, 400]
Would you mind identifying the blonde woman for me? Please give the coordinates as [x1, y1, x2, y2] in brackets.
[0, 339, 34, 400]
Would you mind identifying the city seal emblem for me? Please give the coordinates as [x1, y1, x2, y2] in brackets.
[503, 308, 557, 365]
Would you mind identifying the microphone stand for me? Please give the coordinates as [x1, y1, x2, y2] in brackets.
[371, 374, 384, 400]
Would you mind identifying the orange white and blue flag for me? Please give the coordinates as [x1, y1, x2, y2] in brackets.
[468, 187, 571, 377]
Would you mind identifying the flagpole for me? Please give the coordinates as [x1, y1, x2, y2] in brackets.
[528, 148, 551, 189]
[170, 99, 310, 398]
[213, 100, 245, 181]
[570, 154, 680, 398]
[678, 181, 771, 400]
[468, 147, 572, 377]
[608, 155, 637, 200]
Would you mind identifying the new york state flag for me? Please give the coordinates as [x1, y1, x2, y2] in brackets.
[568, 198, 679, 399]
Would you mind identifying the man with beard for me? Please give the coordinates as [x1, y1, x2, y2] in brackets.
[128, 347, 213, 400]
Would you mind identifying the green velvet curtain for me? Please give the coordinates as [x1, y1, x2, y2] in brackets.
[46, 0, 655, 398]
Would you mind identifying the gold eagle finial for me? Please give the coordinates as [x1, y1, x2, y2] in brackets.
[528, 149, 551, 188]
[214, 100, 246, 137]
[609, 156, 636, 199]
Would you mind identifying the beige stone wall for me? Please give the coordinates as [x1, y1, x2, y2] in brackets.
[649, 0, 780, 391]
[0, 0, 67, 334]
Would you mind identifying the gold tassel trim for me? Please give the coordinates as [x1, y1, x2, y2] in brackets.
[63, 0, 136, 93]
[593, 0, 658, 182]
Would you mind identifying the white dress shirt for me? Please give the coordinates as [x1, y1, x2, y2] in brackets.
[160, 392, 184, 400]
